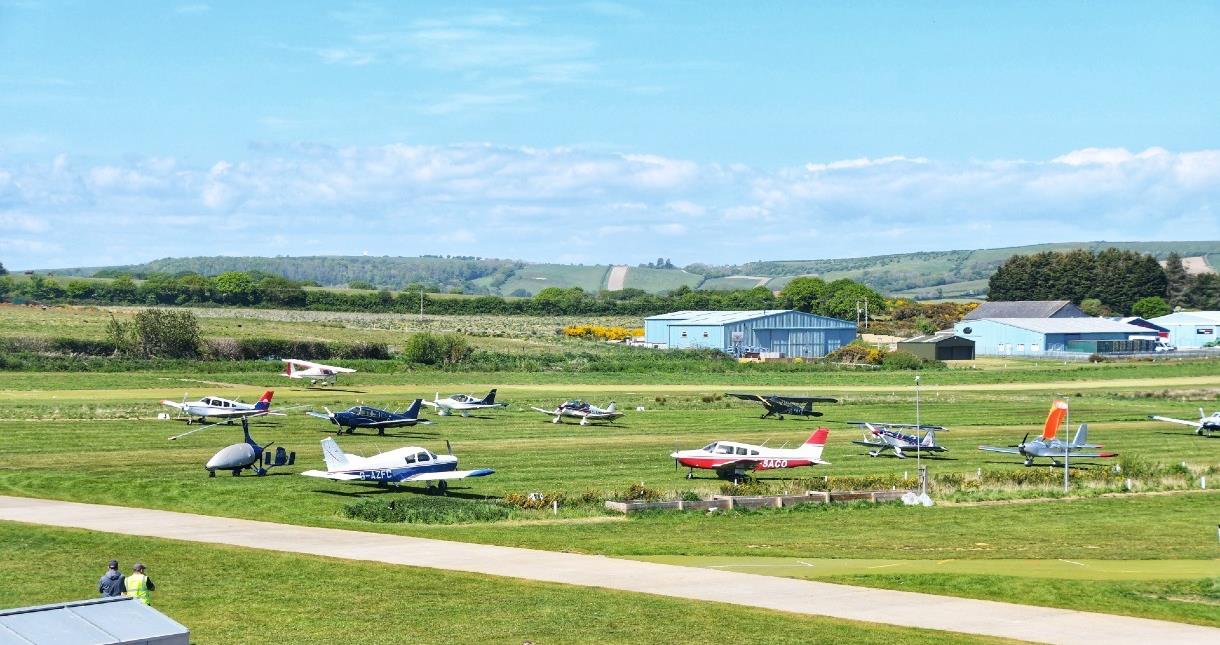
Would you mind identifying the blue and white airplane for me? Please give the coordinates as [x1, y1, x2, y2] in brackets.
[300, 438, 494, 492]
[422, 389, 505, 417]
[306, 399, 432, 436]
[849, 421, 949, 458]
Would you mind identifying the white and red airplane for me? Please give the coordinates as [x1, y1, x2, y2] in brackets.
[671, 428, 831, 480]
[281, 359, 356, 386]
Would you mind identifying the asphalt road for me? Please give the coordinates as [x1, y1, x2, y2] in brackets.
[1, 495, 1215, 644]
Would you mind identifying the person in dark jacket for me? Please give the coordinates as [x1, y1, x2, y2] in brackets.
[98, 559, 125, 597]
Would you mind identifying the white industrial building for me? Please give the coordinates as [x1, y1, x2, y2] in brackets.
[1148, 311, 1220, 348]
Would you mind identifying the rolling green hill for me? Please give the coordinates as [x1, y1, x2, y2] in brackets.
[34, 241, 1219, 298]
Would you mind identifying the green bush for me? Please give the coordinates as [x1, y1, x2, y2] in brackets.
[881, 350, 926, 370]
[402, 332, 472, 366]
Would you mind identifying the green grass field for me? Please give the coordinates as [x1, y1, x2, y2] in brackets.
[620, 266, 703, 292]
[1, 306, 1218, 636]
[0, 523, 1016, 645]
[495, 263, 610, 295]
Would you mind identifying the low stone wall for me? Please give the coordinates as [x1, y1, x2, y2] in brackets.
[603, 490, 911, 514]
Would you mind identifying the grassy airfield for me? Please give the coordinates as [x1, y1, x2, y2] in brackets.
[1, 307, 1218, 635]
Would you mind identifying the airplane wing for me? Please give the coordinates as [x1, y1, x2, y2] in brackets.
[977, 445, 1022, 454]
[1148, 415, 1203, 428]
[299, 470, 362, 481]
[725, 393, 766, 401]
[365, 418, 431, 427]
[283, 358, 320, 368]
[530, 406, 561, 415]
[583, 412, 622, 420]
[1069, 451, 1118, 458]
[159, 400, 186, 410]
[404, 468, 495, 482]
[847, 421, 946, 430]
[851, 440, 886, 448]
[421, 400, 444, 409]
[773, 395, 838, 403]
[305, 411, 334, 420]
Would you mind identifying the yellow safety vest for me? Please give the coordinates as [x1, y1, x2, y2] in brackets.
[127, 573, 151, 605]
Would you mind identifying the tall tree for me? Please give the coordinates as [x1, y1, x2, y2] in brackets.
[779, 276, 828, 313]
[0, 260, 7, 276]
[1163, 252, 1191, 308]
[1188, 274, 1220, 310]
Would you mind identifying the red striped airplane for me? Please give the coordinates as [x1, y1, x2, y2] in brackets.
[671, 428, 831, 480]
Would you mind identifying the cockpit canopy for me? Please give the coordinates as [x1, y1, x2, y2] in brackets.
[403, 450, 439, 465]
[700, 442, 758, 456]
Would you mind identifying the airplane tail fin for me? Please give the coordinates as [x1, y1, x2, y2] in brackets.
[797, 428, 830, 461]
[402, 398, 423, 419]
[254, 390, 274, 411]
[283, 362, 294, 377]
[606, 402, 616, 413]
[1071, 423, 1088, 448]
[321, 437, 349, 471]
[1042, 400, 1069, 439]
[480, 389, 497, 405]
[921, 429, 936, 447]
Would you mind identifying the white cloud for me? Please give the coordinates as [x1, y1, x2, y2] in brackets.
[2, 145, 1219, 269]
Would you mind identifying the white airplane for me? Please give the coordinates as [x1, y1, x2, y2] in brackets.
[1148, 409, 1220, 437]
[161, 390, 281, 426]
[422, 389, 504, 417]
[671, 429, 831, 480]
[300, 437, 494, 492]
[282, 358, 356, 386]
[530, 400, 623, 425]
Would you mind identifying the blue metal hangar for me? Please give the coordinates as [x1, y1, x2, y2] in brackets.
[643, 310, 856, 357]
[1148, 311, 1220, 348]
[953, 318, 1152, 355]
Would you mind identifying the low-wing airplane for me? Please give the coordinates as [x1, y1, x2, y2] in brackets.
[161, 390, 283, 425]
[529, 400, 622, 425]
[671, 428, 831, 480]
[726, 392, 838, 420]
[978, 401, 1115, 466]
[300, 437, 494, 492]
[1148, 409, 1220, 437]
[422, 389, 504, 417]
[282, 358, 356, 386]
[849, 422, 949, 458]
[204, 417, 295, 477]
[306, 399, 432, 435]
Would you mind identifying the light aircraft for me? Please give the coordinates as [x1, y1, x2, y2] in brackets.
[300, 437, 494, 492]
[204, 418, 295, 477]
[306, 399, 432, 435]
[849, 422, 949, 458]
[161, 390, 284, 425]
[282, 358, 356, 386]
[1148, 409, 1220, 437]
[726, 392, 838, 420]
[978, 400, 1116, 466]
[530, 400, 622, 425]
[671, 428, 831, 480]
[422, 389, 504, 417]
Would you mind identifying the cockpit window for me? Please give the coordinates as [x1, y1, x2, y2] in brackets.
[404, 453, 417, 464]
[750, 450, 759, 456]
[716, 445, 735, 454]
[417, 452, 430, 462]
[702, 443, 717, 451]
[735, 447, 748, 455]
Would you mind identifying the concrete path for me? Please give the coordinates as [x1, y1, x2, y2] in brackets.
[1, 496, 1215, 645]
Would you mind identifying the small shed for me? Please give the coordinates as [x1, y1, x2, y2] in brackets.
[897, 331, 975, 361]
[0, 597, 189, 645]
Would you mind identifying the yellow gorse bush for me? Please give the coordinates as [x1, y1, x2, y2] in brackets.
[563, 324, 644, 341]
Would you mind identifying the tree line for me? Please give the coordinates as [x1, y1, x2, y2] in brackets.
[0, 270, 885, 320]
[986, 249, 1218, 315]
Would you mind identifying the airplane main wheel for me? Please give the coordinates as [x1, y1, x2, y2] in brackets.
[208, 470, 216, 478]
[378, 428, 386, 436]
[438, 481, 448, 493]
[777, 415, 784, 420]
[232, 469, 241, 477]
[685, 472, 694, 480]
[256, 467, 267, 477]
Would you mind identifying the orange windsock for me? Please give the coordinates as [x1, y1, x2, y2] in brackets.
[1042, 400, 1068, 439]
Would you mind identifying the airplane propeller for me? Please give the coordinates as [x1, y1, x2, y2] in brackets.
[324, 406, 335, 420]
[445, 439, 453, 456]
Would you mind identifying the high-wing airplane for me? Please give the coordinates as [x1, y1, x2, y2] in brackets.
[281, 359, 356, 386]
[530, 400, 622, 425]
[161, 390, 283, 425]
[1148, 409, 1220, 437]
[421, 389, 504, 417]
[849, 422, 949, 458]
[300, 437, 494, 492]
[204, 417, 296, 477]
[726, 392, 838, 420]
[671, 428, 831, 480]
[978, 401, 1115, 466]
[307, 399, 432, 435]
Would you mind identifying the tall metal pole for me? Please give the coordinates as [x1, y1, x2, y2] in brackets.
[1063, 398, 1070, 493]
[419, 287, 424, 322]
[915, 374, 923, 494]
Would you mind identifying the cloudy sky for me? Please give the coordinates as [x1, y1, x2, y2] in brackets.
[2, 1, 1218, 269]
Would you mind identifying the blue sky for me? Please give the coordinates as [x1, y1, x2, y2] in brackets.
[2, 1, 1218, 269]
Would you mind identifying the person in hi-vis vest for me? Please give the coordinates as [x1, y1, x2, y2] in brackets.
[126, 562, 155, 605]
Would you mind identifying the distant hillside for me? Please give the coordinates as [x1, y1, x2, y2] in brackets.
[39, 241, 1219, 298]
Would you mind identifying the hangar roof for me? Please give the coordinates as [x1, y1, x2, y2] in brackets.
[644, 310, 795, 324]
[963, 301, 1085, 320]
[964, 318, 1148, 334]
[0, 597, 189, 644]
[1149, 311, 1220, 325]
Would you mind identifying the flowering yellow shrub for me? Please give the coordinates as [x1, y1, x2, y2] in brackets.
[563, 324, 644, 341]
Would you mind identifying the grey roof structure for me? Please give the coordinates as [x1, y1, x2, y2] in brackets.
[0, 597, 188, 645]
[643, 310, 797, 324]
[962, 301, 1086, 320]
[978, 318, 1149, 334]
[1150, 311, 1220, 325]
[901, 330, 966, 343]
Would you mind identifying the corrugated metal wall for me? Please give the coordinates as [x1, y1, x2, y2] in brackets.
[651, 311, 856, 357]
